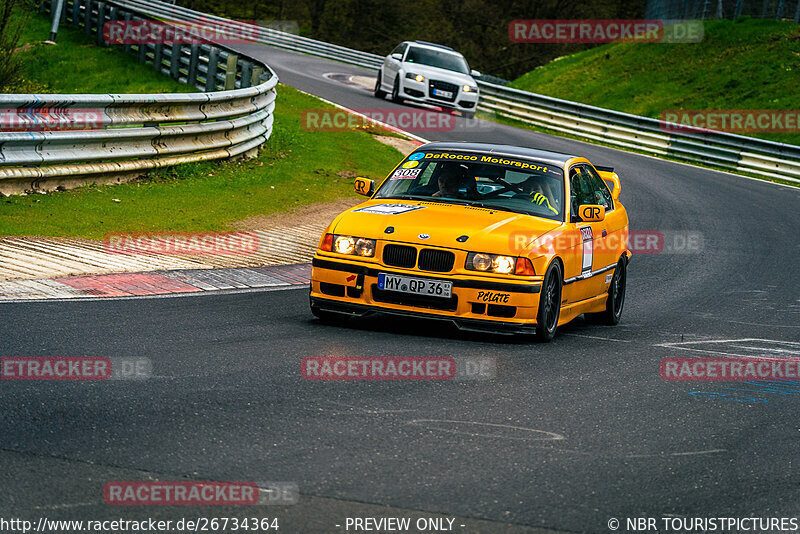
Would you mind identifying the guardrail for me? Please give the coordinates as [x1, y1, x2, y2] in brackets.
[104, 0, 800, 184]
[9, 0, 800, 190]
[0, 0, 278, 194]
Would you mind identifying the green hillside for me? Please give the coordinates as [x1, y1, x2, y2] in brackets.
[509, 18, 800, 145]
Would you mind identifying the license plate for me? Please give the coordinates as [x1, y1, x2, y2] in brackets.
[377, 273, 452, 299]
[432, 89, 453, 98]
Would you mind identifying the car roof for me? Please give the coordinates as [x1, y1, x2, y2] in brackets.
[404, 41, 463, 56]
[415, 142, 578, 167]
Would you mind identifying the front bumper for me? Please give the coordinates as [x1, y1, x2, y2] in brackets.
[399, 79, 478, 112]
[310, 256, 542, 334]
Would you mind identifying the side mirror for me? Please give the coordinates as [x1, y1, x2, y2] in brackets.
[578, 204, 605, 222]
[470, 69, 481, 78]
[390, 53, 402, 60]
[604, 173, 621, 200]
[354, 177, 375, 197]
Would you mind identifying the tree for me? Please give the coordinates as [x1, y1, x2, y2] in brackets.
[0, 0, 26, 92]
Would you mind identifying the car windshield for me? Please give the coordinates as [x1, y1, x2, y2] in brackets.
[374, 150, 565, 221]
[404, 47, 469, 74]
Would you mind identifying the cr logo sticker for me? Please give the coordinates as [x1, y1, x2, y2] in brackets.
[418, 233, 430, 240]
[583, 206, 600, 219]
[408, 152, 425, 161]
[477, 291, 510, 303]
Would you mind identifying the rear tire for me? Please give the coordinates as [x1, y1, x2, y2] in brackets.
[534, 261, 562, 342]
[586, 257, 627, 326]
[374, 71, 386, 98]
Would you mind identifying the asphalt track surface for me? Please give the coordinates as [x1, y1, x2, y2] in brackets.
[2, 45, 800, 533]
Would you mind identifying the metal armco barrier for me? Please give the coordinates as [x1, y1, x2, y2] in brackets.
[107, 0, 800, 184]
[0, 0, 278, 193]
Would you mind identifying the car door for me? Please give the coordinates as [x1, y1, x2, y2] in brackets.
[582, 164, 624, 277]
[561, 165, 609, 304]
[384, 43, 407, 87]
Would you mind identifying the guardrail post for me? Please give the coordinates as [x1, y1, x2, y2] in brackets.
[795, 0, 800, 23]
[251, 66, 263, 86]
[83, 0, 92, 38]
[240, 60, 252, 88]
[224, 53, 237, 90]
[71, 0, 80, 25]
[95, 2, 105, 46]
[170, 43, 182, 80]
[188, 44, 200, 88]
[137, 26, 148, 64]
[205, 47, 219, 91]
[153, 43, 164, 74]
[122, 12, 132, 53]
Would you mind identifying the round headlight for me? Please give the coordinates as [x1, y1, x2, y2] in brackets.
[472, 253, 492, 271]
[415, 74, 425, 82]
[463, 85, 472, 92]
[492, 255, 515, 274]
[334, 236, 356, 255]
[355, 238, 375, 257]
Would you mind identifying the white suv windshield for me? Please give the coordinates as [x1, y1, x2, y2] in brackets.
[405, 47, 469, 74]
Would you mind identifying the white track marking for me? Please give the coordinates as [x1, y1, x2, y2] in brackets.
[563, 333, 632, 343]
[656, 338, 800, 359]
[407, 420, 566, 441]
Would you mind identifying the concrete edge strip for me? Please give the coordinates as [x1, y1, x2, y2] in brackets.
[0, 263, 312, 302]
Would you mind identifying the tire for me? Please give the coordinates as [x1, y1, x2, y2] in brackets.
[311, 305, 343, 325]
[463, 111, 475, 120]
[586, 257, 627, 326]
[391, 77, 401, 103]
[374, 71, 386, 98]
[534, 261, 562, 342]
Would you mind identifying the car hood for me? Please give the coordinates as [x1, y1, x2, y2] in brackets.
[404, 64, 476, 86]
[331, 200, 560, 255]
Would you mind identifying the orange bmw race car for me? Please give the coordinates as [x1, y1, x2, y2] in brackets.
[309, 142, 631, 341]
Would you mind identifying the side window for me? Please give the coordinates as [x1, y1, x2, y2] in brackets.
[391, 43, 407, 59]
[569, 167, 594, 219]
[582, 165, 614, 211]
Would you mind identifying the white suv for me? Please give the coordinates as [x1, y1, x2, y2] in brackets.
[374, 41, 480, 119]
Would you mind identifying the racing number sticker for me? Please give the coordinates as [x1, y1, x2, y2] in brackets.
[580, 226, 593, 273]
[391, 168, 422, 179]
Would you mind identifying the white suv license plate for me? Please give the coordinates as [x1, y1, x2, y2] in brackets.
[378, 273, 452, 299]
[432, 89, 453, 98]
